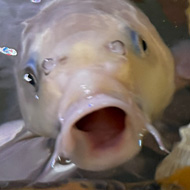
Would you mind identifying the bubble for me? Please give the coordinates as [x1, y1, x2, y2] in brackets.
[138, 139, 142, 147]
[57, 156, 72, 165]
[0, 47, 17, 56]
[35, 95, 39, 100]
[84, 89, 91, 94]
[88, 103, 94, 107]
[31, 0, 41, 3]
[80, 84, 92, 96]
[87, 96, 93, 99]
[138, 133, 144, 147]
[59, 117, 64, 122]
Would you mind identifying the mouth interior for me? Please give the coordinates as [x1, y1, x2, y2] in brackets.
[75, 107, 126, 149]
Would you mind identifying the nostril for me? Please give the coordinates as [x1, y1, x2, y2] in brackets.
[108, 40, 126, 55]
[42, 58, 56, 75]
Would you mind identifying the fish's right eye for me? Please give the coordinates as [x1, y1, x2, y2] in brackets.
[23, 73, 36, 86]
[23, 56, 39, 90]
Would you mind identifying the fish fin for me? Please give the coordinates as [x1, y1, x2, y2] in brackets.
[0, 120, 25, 149]
[146, 124, 170, 154]
[32, 161, 76, 184]
[0, 120, 35, 150]
[0, 120, 53, 183]
[32, 144, 76, 184]
[172, 40, 190, 90]
[0, 137, 52, 183]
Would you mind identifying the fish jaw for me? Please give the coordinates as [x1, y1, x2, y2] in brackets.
[56, 94, 147, 171]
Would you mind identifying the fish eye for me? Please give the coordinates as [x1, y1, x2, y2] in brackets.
[23, 72, 37, 87]
[130, 30, 148, 55]
[140, 38, 147, 52]
[23, 57, 38, 89]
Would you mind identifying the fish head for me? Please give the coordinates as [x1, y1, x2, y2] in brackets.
[16, 0, 175, 171]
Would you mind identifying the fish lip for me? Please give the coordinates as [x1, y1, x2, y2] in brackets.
[63, 95, 129, 150]
[58, 93, 133, 131]
[57, 93, 147, 171]
[57, 93, 131, 147]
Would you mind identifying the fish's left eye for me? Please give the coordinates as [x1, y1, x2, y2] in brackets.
[140, 38, 147, 52]
[130, 30, 148, 55]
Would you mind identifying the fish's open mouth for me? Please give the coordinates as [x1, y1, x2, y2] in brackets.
[58, 94, 146, 171]
[75, 107, 126, 149]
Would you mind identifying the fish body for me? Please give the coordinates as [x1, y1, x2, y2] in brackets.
[0, 0, 180, 185]
[17, 0, 175, 171]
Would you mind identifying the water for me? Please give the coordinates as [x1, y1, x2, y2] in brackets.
[0, 0, 189, 187]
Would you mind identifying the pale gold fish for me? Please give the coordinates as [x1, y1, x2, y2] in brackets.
[17, 0, 175, 173]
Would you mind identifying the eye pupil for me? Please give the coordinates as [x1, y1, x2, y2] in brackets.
[24, 73, 36, 86]
[141, 39, 147, 51]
